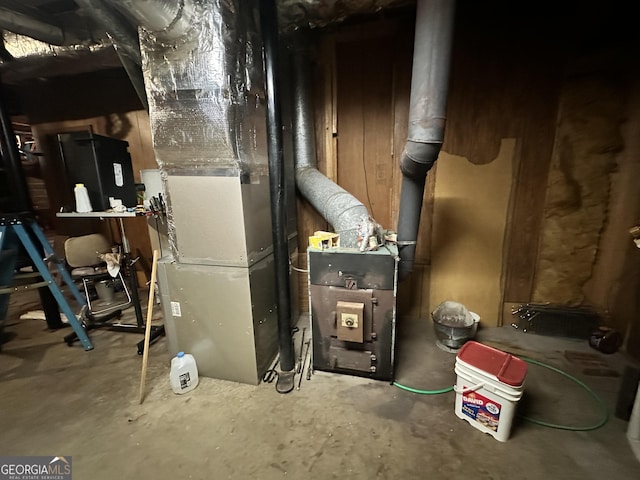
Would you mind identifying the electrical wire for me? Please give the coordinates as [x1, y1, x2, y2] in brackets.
[288, 258, 308, 273]
[392, 355, 610, 431]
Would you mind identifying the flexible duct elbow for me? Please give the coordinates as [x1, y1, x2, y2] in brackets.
[296, 167, 374, 248]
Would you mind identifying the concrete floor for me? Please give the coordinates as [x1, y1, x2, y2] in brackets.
[1, 288, 639, 480]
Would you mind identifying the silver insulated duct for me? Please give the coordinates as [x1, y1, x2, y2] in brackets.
[140, 0, 273, 264]
[107, 0, 195, 42]
[136, 0, 282, 385]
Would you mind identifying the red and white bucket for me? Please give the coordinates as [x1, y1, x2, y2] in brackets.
[454, 341, 528, 442]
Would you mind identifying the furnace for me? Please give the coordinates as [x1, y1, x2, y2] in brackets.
[308, 245, 398, 381]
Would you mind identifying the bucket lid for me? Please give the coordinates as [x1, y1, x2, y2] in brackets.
[456, 341, 527, 386]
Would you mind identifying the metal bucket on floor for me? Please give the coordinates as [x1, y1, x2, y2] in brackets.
[432, 301, 480, 352]
[95, 280, 115, 303]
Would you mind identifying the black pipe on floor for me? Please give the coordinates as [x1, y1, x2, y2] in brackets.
[260, 0, 295, 393]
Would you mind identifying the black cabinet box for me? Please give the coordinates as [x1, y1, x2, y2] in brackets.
[58, 132, 137, 211]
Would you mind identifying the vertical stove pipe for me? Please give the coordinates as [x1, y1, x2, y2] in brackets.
[397, 0, 456, 281]
[261, 0, 296, 393]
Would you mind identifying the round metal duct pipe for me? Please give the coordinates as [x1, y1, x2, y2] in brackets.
[0, 7, 65, 46]
[107, 0, 195, 41]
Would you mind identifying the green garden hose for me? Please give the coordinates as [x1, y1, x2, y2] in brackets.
[517, 356, 609, 431]
[392, 355, 610, 431]
[392, 382, 454, 395]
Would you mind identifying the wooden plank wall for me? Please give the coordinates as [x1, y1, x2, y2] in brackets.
[335, 36, 394, 229]
[297, 7, 564, 321]
[297, 18, 435, 318]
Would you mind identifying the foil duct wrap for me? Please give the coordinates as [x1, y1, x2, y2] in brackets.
[140, 0, 268, 178]
[0, 32, 121, 83]
[277, 0, 412, 30]
[1, 31, 105, 58]
[3, 32, 68, 58]
[140, 0, 269, 260]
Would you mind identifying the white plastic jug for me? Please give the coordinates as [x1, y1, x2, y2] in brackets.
[170, 351, 199, 394]
[74, 183, 93, 213]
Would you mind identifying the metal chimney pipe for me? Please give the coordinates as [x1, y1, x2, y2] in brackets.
[261, 0, 296, 393]
[397, 0, 456, 280]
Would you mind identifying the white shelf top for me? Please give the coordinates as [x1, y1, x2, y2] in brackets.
[56, 211, 138, 218]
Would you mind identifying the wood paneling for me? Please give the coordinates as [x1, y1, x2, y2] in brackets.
[316, 38, 338, 183]
[296, 8, 565, 320]
[298, 19, 434, 317]
[294, 252, 309, 314]
[396, 264, 430, 319]
[336, 36, 394, 228]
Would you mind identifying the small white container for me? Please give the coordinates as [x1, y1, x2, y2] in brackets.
[454, 341, 527, 442]
[74, 183, 93, 213]
[170, 351, 199, 394]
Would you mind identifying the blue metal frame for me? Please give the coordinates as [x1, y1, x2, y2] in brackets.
[27, 219, 87, 307]
[0, 224, 17, 321]
[2, 218, 94, 350]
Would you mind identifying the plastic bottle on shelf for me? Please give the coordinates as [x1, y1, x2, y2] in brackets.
[74, 183, 93, 213]
[170, 351, 199, 394]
